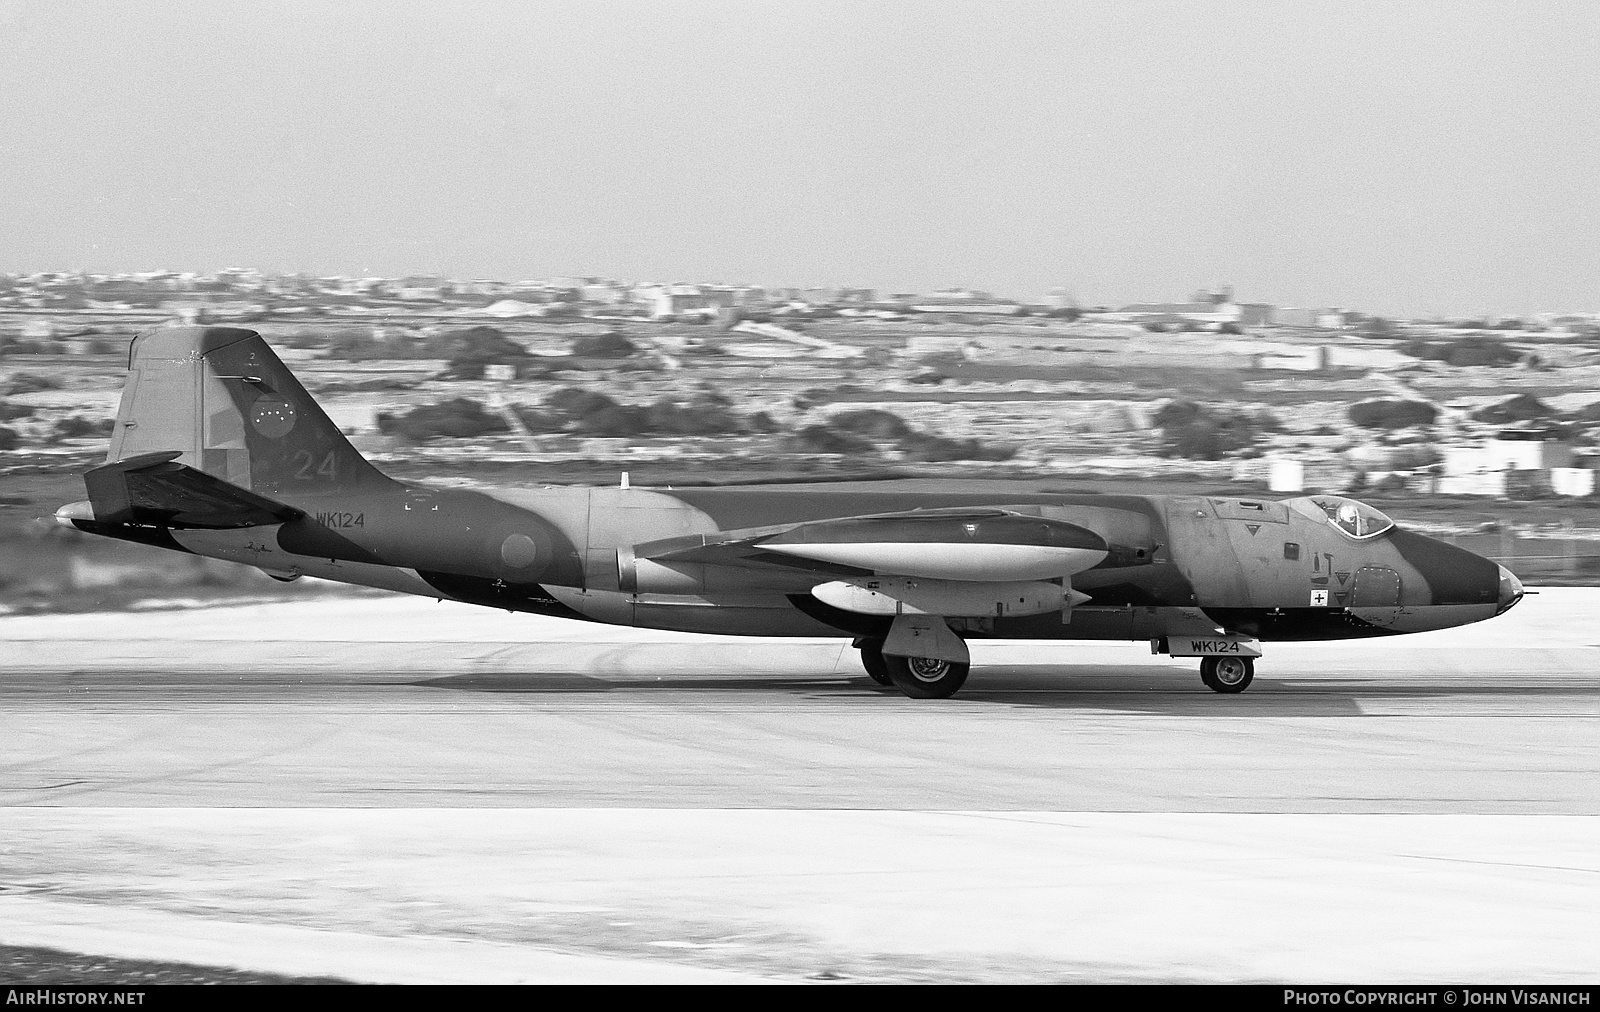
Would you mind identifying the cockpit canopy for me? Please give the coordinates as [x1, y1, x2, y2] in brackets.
[1285, 495, 1395, 540]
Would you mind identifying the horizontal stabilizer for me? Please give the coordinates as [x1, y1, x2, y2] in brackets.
[83, 450, 303, 529]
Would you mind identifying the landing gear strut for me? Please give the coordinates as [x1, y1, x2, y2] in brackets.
[1200, 655, 1254, 694]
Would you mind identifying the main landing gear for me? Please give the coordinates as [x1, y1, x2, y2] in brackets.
[857, 637, 892, 686]
[1200, 655, 1254, 694]
[858, 631, 1258, 698]
[855, 637, 970, 699]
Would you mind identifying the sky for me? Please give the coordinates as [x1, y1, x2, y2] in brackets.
[1, 1, 1597, 317]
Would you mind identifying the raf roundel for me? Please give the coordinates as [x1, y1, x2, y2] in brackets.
[250, 397, 298, 438]
[500, 533, 539, 569]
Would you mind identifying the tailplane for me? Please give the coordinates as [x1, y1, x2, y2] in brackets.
[107, 326, 389, 500]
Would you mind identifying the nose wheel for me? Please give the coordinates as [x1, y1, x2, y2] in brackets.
[1200, 655, 1254, 693]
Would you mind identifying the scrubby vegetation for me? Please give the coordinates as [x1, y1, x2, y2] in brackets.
[786, 425, 875, 456]
[377, 399, 510, 442]
[1472, 394, 1556, 425]
[1352, 315, 1398, 339]
[3, 373, 62, 395]
[311, 377, 418, 395]
[434, 326, 544, 380]
[1348, 399, 1438, 429]
[1402, 334, 1522, 367]
[571, 331, 636, 358]
[526, 386, 749, 437]
[818, 408, 1016, 462]
[1153, 400, 1274, 459]
[374, 392, 1015, 462]
[378, 386, 763, 444]
[51, 416, 115, 441]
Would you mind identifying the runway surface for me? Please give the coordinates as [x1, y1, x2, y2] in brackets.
[3, 589, 1599, 982]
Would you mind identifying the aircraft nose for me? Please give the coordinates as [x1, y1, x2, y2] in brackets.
[1496, 565, 1524, 615]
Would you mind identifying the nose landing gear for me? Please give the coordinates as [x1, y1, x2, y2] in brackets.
[1200, 655, 1254, 693]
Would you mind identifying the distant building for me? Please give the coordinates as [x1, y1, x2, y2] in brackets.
[582, 282, 628, 305]
[396, 276, 445, 301]
[645, 284, 711, 318]
[1044, 288, 1077, 310]
[1486, 428, 1573, 470]
[1237, 304, 1276, 328]
[454, 279, 509, 297]
[910, 302, 1023, 316]
[918, 287, 995, 305]
[1120, 301, 1218, 316]
[1116, 301, 1243, 328]
[1190, 285, 1234, 305]
[1275, 307, 1350, 329]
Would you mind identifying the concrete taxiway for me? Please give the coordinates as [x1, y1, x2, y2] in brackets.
[2, 589, 1598, 982]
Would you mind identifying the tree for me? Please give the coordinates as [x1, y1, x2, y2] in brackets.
[377, 399, 510, 442]
[1155, 401, 1263, 459]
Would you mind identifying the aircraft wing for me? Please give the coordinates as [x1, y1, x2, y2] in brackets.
[633, 506, 1109, 582]
[82, 450, 303, 529]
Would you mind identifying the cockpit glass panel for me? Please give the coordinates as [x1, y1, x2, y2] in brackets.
[1286, 496, 1395, 540]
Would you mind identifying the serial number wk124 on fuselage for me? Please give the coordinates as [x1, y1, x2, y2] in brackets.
[314, 511, 365, 529]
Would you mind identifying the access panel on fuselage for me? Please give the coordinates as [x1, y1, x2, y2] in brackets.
[1208, 497, 1303, 608]
[1160, 497, 1251, 608]
[583, 487, 719, 590]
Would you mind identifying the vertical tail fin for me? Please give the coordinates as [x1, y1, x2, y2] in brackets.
[109, 326, 389, 499]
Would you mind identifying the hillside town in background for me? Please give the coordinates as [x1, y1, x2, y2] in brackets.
[6, 267, 1600, 603]
[3, 267, 1599, 501]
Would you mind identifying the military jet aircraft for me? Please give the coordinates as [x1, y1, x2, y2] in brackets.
[56, 326, 1524, 698]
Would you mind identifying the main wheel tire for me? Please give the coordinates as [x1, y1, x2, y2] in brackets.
[885, 654, 970, 699]
[1199, 656, 1220, 691]
[1206, 655, 1254, 694]
[858, 639, 892, 686]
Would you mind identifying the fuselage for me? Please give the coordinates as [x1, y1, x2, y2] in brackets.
[66, 475, 1521, 645]
[55, 325, 1528, 701]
